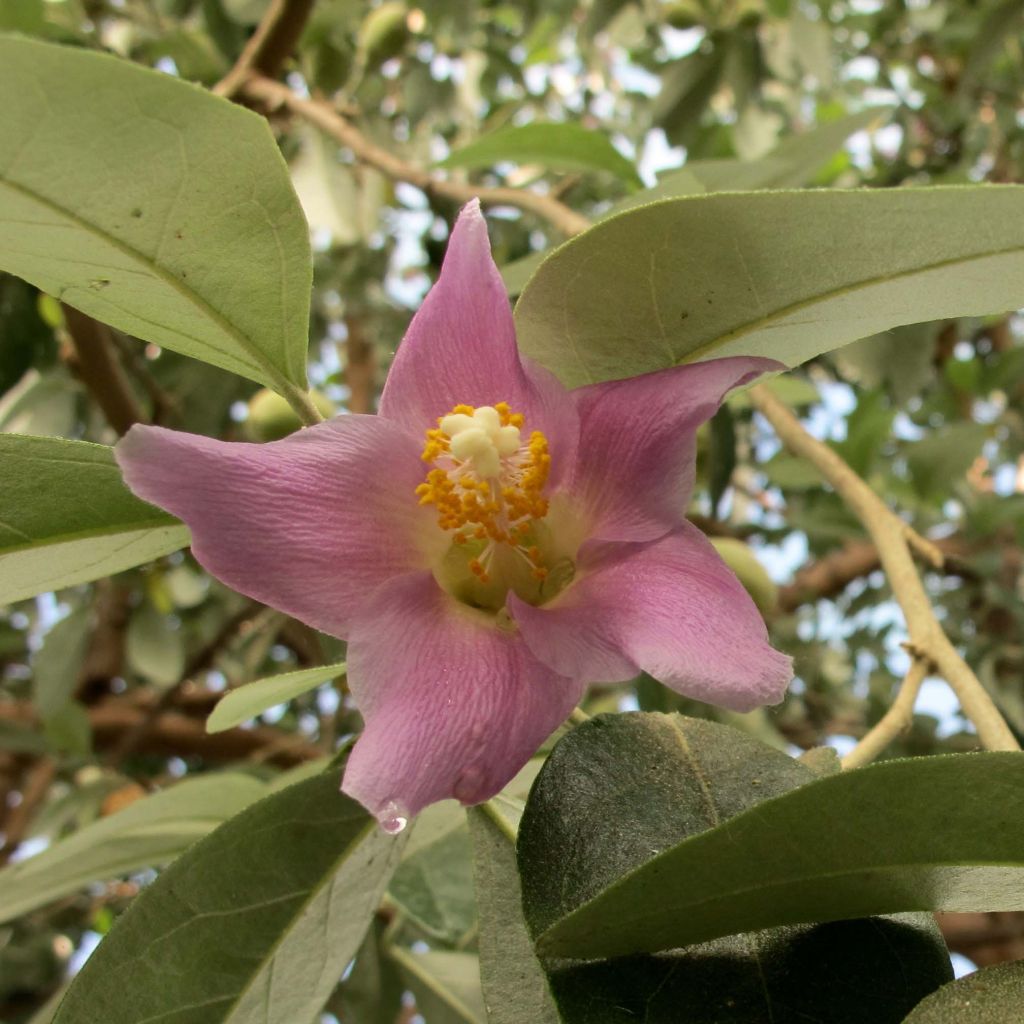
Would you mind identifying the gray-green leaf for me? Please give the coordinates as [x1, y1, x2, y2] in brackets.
[0, 35, 312, 392]
[440, 123, 642, 188]
[206, 661, 347, 733]
[53, 769, 406, 1024]
[0, 435, 189, 603]
[513, 186, 1024, 387]
[0, 771, 266, 925]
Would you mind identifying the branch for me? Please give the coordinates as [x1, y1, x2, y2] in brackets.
[751, 384, 1019, 754]
[0, 699, 319, 768]
[61, 306, 146, 434]
[0, 757, 56, 865]
[841, 652, 929, 770]
[778, 534, 974, 613]
[240, 76, 592, 238]
[105, 600, 262, 765]
[213, 0, 316, 99]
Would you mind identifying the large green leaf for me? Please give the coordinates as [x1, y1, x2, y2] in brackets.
[440, 123, 642, 188]
[54, 769, 406, 1024]
[0, 435, 189, 603]
[206, 661, 347, 733]
[0, 772, 266, 925]
[0, 35, 312, 392]
[501, 111, 882, 298]
[517, 714, 952, 1022]
[468, 799, 561, 1024]
[513, 186, 1024, 387]
[903, 960, 1024, 1022]
[520, 715, 1024, 960]
[545, 916, 951, 1024]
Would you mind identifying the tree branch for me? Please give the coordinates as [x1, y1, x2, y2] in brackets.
[240, 76, 592, 238]
[751, 383, 1019, 754]
[778, 535, 973, 613]
[213, 0, 315, 99]
[61, 306, 146, 434]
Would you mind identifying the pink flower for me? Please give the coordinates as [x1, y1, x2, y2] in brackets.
[116, 201, 792, 828]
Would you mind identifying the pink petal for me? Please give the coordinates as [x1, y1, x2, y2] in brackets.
[115, 419, 438, 638]
[508, 523, 792, 711]
[341, 571, 583, 822]
[378, 200, 578, 487]
[570, 357, 782, 542]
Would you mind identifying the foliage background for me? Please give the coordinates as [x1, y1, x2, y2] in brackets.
[2, 0, 1024, 1019]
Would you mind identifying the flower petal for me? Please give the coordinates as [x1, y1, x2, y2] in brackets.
[378, 200, 578, 486]
[115, 418, 437, 638]
[570, 357, 783, 542]
[508, 523, 792, 711]
[342, 571, 582, 822]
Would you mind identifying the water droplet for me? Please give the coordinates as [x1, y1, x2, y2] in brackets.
[378, 800, 408, 835]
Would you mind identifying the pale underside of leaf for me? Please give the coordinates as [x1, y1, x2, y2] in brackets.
[513, 187, 1024, 387]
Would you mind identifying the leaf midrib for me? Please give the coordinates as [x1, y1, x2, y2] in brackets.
[542, 854, 1024, 957]
[0, 517, 186, 557]
[219, 815, 377, 1024]
[0, 176, 294, 390]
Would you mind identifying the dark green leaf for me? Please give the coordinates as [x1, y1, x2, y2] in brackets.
[521, 715, 1024, 960]
[546, 915, 950, 1024]
[904, 960, 1024, 1022]
[514, 187, 1024, 387]
[53, 770, 406, 1024]
[0, 435, 189, 602]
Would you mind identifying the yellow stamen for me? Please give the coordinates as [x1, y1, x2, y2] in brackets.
[417, 402, 551, 580]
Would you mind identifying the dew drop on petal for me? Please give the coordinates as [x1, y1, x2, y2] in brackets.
[378, 800, 408, 835]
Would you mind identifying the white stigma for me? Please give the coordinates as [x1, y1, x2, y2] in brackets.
[441, 405, 521, 479]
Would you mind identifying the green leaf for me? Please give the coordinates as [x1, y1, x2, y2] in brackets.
[0, 35, 312, 393]
[513, 186, 1024, 388]
[0, 435, 189, 603]
[903, 960, 1024, 1022]
[125, 600, 186, 688]
[907, 423, 989, 499]
[545, 915, 950, 1024]
[521, 715, 1024, 959]
[468, 799, 561, 1024]
[389, 799, 476, 944]
[0, 772, 267, 925]
[53, 769, 407, 1024]
[389, 949, 486, 1024]
[335, 918, 405, 1024]
[440, 123, 642, 188]
[33, 606, 92, 719]
[206, 661, 346, 733]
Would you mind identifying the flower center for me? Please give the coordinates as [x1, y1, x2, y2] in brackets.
[416, 403, 552, 587]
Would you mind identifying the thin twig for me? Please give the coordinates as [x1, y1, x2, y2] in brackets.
[751, 383, 1019, 753]
[213, 0, 315, 99]
[240, 75, 592, 238]
[841, 655, 929, 770]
